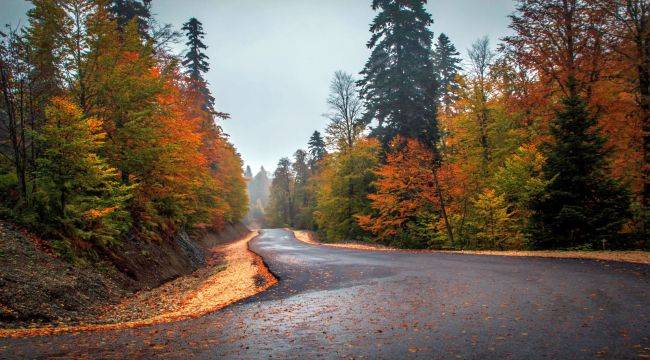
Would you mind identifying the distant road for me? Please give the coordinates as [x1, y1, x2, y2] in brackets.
[3, 228, 649, 359]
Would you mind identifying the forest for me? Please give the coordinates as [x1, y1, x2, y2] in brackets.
[0, 0, 247, 259]
[267, 0, 649, 251]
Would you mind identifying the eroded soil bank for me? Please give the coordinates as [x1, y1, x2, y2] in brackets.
[0, 221, 274, 334]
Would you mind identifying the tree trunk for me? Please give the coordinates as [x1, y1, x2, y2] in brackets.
[431, 165, 454, 245]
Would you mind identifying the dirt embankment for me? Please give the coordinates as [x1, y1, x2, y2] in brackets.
[292, 229, 650, 264]
[0, 220, 272, 333]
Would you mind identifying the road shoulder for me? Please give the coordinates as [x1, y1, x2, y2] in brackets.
[0, 231, 277, 338]
[292, 229, 650, 265]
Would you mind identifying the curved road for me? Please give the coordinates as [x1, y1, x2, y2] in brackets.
[2, 229, 649, 359]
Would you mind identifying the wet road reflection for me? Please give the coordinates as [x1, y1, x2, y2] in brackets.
[2, 229, 649, 359]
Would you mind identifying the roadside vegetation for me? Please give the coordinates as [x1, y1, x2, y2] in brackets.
[267, 0, 649, 252]
[0, 1, 247, 261]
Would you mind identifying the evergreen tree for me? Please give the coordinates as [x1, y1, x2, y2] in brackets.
[307, 130, 327, 170]
[267, 158, 294, 227]
[108, 0, 151, 36]
[432, 33, 462, 114]
[244, 165, 253, 179]
[181, 17, 217, 115]
[292, 149, 311, 228]
[530, 82, 630, 249]
[358, 0, 439, 149]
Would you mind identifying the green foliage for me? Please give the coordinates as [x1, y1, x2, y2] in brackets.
[315, 139, 380, 242]
[467, 189, 521, 249]
[358, 0, 439, 148]
[308, 131, 327, 171]
[36, 97, 131, 247]
[433, 33, 462, 113]
[267, 158, 294, 227]
[529, 86, 631, 249]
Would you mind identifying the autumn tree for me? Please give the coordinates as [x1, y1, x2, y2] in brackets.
[595, 0, 649, 238]
[315, 138, 380, 242]
[36, 97, 130, 246]
[467, 189, 519, 249]
[323, 71, 365, 152]
[358, 139, 445, 248]
[504, 0, 607, 98]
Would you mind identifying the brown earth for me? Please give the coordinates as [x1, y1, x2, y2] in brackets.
[0, 220, 252, 330]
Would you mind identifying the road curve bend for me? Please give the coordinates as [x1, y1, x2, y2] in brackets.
[2, 228, 649, 359]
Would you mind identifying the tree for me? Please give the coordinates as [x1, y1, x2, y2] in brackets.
[358, 0, 439, 149]
[432, 33, 462, 114]
[246, 166, 271, 227]
[267, 157, 294, 227]
[181, 17, 220, 116]
[530, 82, 630, 249]
[493, 144, 548, 240]
[468, 189, 519, 249]
[323, 71, 365, 152]
[244, 165, 253, 179]
[504, 0, 607, 98]
[595, 0, 649, 238]
[357, 138, 443, 248]
[467, 37, 495, 167]
[0, 30, 30, 202]
[307, 130, 326, 170]
[292, 149, 312, 228]
[36, 97, 130, 246]
[315, 138, 380, 241]
[108, 0, 151, 36]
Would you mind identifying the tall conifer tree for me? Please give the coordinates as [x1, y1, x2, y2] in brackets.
[308, 131, 327, 170]
[358, 0, 439, 149]
[530, 81, 630, 249]
[432, 33, 462, 114]
[108, 0, 151, 35]
[181, 17, 217, 115]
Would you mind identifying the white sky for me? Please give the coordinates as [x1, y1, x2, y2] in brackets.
[1, 0, 516, 173]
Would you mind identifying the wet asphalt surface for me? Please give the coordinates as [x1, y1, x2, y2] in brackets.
[1, 228, 649, 359]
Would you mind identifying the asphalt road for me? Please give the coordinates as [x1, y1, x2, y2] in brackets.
[2, 228, 649, 359]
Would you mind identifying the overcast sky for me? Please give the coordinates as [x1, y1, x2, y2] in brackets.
[1, 0, 516, 173]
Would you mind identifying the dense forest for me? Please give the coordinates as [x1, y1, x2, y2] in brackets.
[0, 0, 247, 259]
[267, 0, 649, 250]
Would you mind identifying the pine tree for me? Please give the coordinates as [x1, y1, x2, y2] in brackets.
[432, 33, 462, 114]
[292, 149, 311, 228]
[181, 17, 218, 115]
[530, 82, 630, 249]
[244, 165, 253, 179]
[108, 0, 151, 36]
[308, 130, 327, 170]
[358, 0, 439, 149]
[267, 158, 294, 227]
